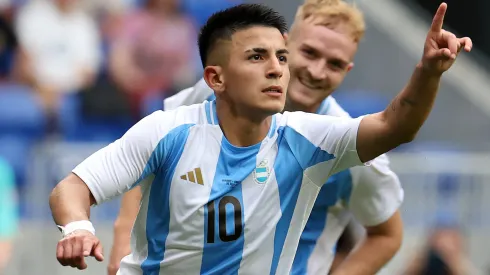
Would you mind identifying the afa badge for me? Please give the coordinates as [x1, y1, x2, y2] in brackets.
[253, 160, 270, 184]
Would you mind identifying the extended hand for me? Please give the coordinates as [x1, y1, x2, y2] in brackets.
[421, 3, 472, 75]
[56, 229, 104, 270]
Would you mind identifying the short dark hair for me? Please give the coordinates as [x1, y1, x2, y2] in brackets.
[198, 4, 288, 67]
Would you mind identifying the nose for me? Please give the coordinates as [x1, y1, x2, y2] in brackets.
[266, 57, 284, 79]
[307, 61, 328, 81]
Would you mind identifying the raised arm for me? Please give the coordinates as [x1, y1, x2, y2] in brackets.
[356, 3, 472, 162]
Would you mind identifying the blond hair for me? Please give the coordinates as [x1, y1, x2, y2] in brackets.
[292, 0, 365, 42]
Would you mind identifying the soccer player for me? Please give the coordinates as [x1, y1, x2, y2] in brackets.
[50, 3, 471, 275]
[108, 1, 400, 274]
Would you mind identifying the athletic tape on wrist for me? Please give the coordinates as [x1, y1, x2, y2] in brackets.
[57, 220, 95, 237]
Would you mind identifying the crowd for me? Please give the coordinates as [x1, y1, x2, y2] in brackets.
[0, 0, 242, 189]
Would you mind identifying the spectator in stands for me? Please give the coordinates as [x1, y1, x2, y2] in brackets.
[14, 0, 101, 115]
[108, 0, 198, 116]
[0, 157, 17, 273]
[402, 215, 482, 275]
[0, 4, 18, 81]
[82, 0, 135, 18]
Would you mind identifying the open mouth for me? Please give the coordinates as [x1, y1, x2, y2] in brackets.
[262, 86, 283, 94]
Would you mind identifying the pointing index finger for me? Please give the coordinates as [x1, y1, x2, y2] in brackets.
[430, 2, 447, 32]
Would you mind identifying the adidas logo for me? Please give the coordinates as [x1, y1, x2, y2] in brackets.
[180, 168, 204, 185]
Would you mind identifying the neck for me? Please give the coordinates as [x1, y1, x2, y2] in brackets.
[284, 97, 321, 114]
[216, 100, 272, 147]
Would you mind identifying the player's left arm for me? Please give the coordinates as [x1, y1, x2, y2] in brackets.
[331, 212, 403, 275]
[108, 186, 143, 275]
[331, 155, 404, 275]
[50, 111, 168, 226]
[356, 3, 472, 163]
[49, 111, 172, 269]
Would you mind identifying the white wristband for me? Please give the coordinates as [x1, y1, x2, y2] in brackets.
[58, 220, 96, 237]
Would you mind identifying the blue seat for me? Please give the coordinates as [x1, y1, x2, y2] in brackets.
[0, 134, 32, 187]
[0, 83, 46, 137]
[0, 84, 46, 187]
[58, 94, 133, 142]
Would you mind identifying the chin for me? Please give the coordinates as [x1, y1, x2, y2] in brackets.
[289, 89, 317, 108]
[257, 101, 285, 115]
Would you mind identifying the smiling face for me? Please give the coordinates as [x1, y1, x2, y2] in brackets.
[204, 26, 290, 118]
[287, 19, 358, 112]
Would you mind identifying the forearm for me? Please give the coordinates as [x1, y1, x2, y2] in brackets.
[111, 219, 133, 255]
[108, 220, 133, 273]
[331, 234, 400, 275]
[109, 187, 142, 266]
[384, 62, 442, 141]
[357, 63, 443, 162]
[49, 173, 95, 226]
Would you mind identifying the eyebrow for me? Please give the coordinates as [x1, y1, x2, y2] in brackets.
[276, 48, 289, 55]
[245, 47, 290, 55]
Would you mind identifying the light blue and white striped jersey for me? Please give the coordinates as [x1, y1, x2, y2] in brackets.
[73, 96, 365, 274]
[291, 97, 403, 275]
[163, 79, 404, 275]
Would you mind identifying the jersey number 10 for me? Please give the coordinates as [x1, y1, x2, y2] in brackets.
[206, 195, 243, 243]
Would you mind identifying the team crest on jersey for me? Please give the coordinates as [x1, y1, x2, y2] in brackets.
[253, 160, 270, 184]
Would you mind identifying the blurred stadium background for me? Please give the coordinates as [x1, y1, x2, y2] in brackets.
[1, 0, 490, 274]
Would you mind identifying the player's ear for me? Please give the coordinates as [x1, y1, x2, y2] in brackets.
[203, 66, 225, 95]
[346, 62, 354, 73]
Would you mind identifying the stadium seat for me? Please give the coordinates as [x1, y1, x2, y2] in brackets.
[58, 93, 134, 142]
[0, 83, 46, 137]
[0, 84, 47, 187]
[0, 134, 31, 186]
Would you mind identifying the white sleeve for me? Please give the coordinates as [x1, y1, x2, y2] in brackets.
[72, 111, 172, 204]
[348, 154, 404, 226]
[284, 112, 365, 184]
[163, 78, 214, 111]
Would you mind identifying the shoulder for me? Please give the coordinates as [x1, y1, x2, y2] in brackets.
[278, 110, 352, 132]
[164, 79, 214, 111]
[277, 111, 322, 126]
[117, 103, 209, 164]
[324, 96, 352, 118]
[160, 101, 209, 126]
[142, 102, 209, 138]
